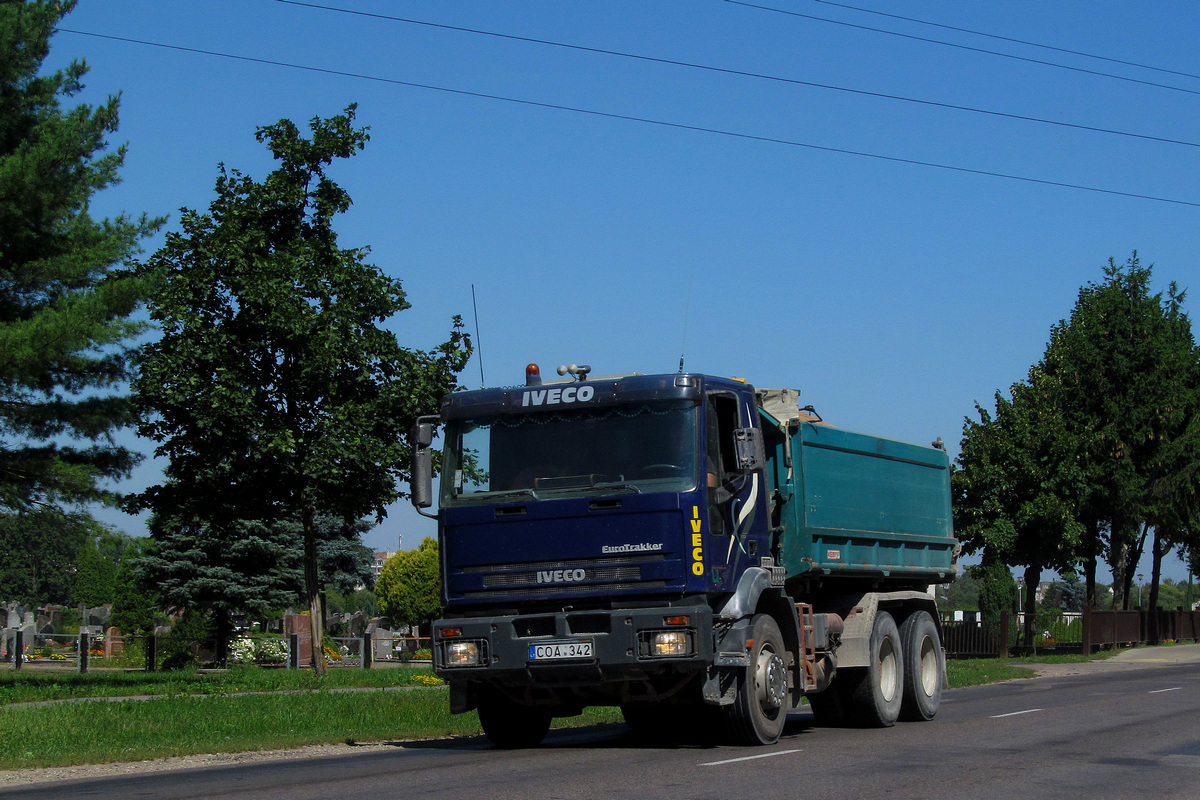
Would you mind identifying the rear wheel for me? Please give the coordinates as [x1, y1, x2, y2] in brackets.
[477, 690, 553, 749]
[723, 614, 789, 744]
[899, 610, 943, 721]
[842, 611, 903, 727]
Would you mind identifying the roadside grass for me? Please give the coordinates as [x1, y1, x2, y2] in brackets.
[0, 665, 438, 706]
[946, 658, 1035, 687]
[0, 683, 624, 770]
[0, 650, 1122, 771]
[946, 651, 1117, 688]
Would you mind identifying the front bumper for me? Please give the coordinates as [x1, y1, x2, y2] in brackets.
[433, 604, 714, 695]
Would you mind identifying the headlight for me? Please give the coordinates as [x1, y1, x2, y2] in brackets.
[445, 641, 480, 667]
[652, 631, 691, 657]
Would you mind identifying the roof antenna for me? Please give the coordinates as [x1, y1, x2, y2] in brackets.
[471, 284, 485, 388]
[678, 269, 693, 373]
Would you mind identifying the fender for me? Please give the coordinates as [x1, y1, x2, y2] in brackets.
[716, 566, 773, 621]
[834, 590, 940, 667]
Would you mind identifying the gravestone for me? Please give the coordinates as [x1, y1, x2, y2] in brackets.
[368, 625, 392, 660]
[283, 614, 313, 665]
[105, 626, 124, 659]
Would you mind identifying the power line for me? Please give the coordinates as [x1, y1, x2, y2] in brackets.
[724, 0, 1200, 97]
[56, 28, 1200, 209]
[270, 0, 1200, 150]
[807, 0, 1200, 83]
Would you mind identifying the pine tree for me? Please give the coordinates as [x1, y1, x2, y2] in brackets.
[0, 1, 163, 512]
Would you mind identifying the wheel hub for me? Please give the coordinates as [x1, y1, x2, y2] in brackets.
[761, 652, 788, 710]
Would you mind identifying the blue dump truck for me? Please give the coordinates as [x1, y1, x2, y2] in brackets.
[411, 365, 958, 747]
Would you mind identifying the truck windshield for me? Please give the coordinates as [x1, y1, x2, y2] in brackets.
[442, 400, 699, 505]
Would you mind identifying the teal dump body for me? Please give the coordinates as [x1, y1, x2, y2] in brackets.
[767, 416, 956, 583]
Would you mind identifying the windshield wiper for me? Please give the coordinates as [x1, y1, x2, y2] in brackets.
[481, 489, 541, 502]
[593, 481, 642, 494]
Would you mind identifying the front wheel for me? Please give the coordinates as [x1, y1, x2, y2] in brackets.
[723, 614, 789, 745]
[477, 690, 553, 749]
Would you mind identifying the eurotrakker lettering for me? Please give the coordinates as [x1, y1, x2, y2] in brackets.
[602, 543, 664, 554]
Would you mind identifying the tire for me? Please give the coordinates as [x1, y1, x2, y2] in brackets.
[723, 614, 790, 745]
[899, 610, 943, 721]
[842, 611, 903, 727]
[477, 690, 553, 749]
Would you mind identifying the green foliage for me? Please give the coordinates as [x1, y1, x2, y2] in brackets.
[953, 376, 1085, 576]
[376, 537, 441, 628]
[72, 534, 116, 607]
[974, 560, 1018, 621]
[0, 509, 97, 605]
[326, 586, 378, 617]
[134, 516, 306, 621]
[0, 0, 163, 513]
[941, 571, 980, 611]
[158, 608, 214, 670]
[110, 557, 158, 635]
[1037, 574, 1086, 613]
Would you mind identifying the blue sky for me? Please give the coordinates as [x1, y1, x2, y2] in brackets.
[46, 1, 1198, 581]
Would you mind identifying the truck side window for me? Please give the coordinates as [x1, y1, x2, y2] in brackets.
[706, 393, 740, 535]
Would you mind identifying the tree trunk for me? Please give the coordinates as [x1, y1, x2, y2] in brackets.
[303, 503, 327, 676]
[1148, 528, 1171, 644]
[1109, 518, 1134, 611]
[1084, 552, 1097, 610]
[214, 608, 232, 669]
[1022, 565, 1041, 652]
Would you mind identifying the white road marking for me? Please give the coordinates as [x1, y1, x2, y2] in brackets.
[1149, 687, 1182, 694]
[701, 749, 803, 766]
[990, 708, 1043, 718]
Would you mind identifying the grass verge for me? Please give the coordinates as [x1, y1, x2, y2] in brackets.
[0, 665, 438, 706]
[0, 684, 624, 770]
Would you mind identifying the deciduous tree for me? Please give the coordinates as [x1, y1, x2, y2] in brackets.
[375, 537, 441, 631]
[131, 107, 469, 673]
[1039, 255, 1200, 609]
[953, 373, 1085, 640]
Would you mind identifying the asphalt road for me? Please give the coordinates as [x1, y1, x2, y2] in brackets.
[5, 646, 1199, 800]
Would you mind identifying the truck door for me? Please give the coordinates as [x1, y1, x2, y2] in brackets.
[705, 388, 771, 590]
[705, 392, 739, 537]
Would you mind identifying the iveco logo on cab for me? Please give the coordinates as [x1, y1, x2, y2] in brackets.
[522, 385, 595, 407]
[537, 569, 586, 584]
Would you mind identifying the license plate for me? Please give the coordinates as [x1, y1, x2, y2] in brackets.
[528, 639, 594, 661]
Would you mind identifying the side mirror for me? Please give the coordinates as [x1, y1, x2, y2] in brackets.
[410, 416, 439, 510]
[412, 448, 433, 509]
[733, 427, 765, 472]
[413, 421, 434, 449]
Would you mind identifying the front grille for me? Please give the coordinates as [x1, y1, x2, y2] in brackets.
[463, 581, 667, 600]
[483, 565, 640, 588]
[462, 554, 664, 573]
